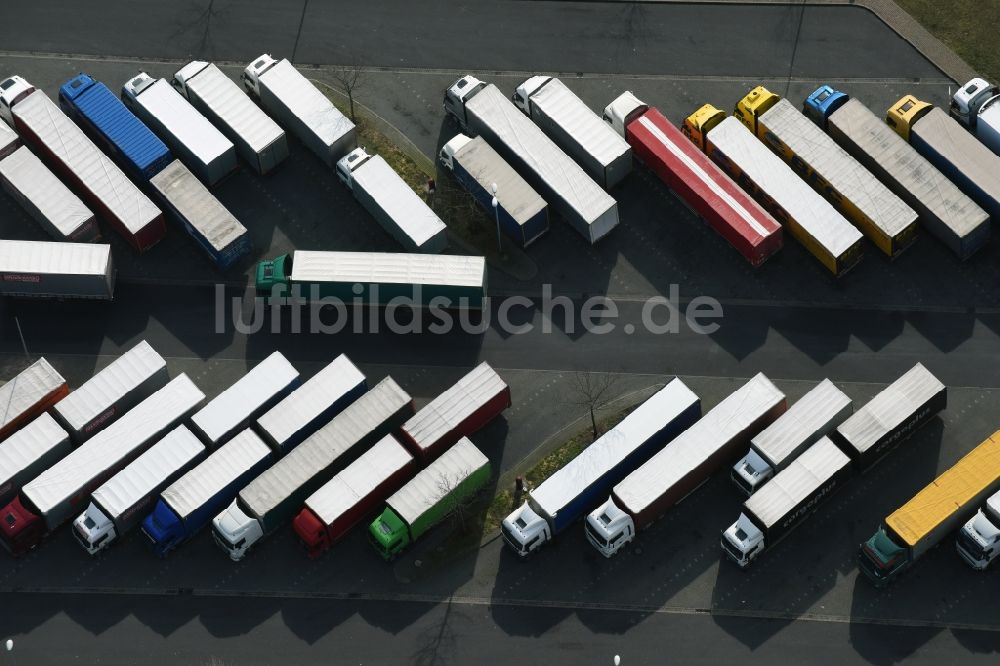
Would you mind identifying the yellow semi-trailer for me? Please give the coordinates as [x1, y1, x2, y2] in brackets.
[859, 431, 1000, 587]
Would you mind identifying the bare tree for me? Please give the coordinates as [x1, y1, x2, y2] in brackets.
[567, 371, 622, 441]
[330, 60, 367, 122]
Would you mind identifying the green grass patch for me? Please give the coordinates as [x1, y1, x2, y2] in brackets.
[896, 0, 1000, 83]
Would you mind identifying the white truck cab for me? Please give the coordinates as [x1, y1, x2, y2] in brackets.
[721, 513, 764, 568]
[336, 146, 372, 188]
[584, 498, 634, 558]
[602, 91, 647, 139]
[171, 60, 210, 98]
[211, 498, 262, 562]
[0, 75, 35, 126]
[443, 75, 487, 130]
[438, 134, 473, 171]
[120, 72, 157, 108]
[511, 75, 551, 115]
[951, 77, 1000, 155]
[731, 449, 775, 496]
[241, 53, 278, 99]
[71, 503, 117, 555]
[956, 492, 1000, 570]
[500, 501, 551, 557]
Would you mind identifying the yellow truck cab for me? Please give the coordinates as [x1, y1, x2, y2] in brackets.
[681, 103, 727, 151]
[734, 86, 780, 137]
[885, 95, 932, 142]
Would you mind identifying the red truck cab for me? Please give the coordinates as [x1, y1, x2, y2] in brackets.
[0, 496, 44, 556]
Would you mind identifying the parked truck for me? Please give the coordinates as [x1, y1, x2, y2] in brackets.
[0, 413, 71, 508]
[336, 147, 448, 253]
[0, 358, 68, 442]
[212, 376, 414, 560]
[608, 92, 783, 267]
[400, 362, 509, 464]
[0, 117, 18, 158]
[502, 379, 700, 557]
[805, 86, 990, 260]
[0, 76, 164, 252]
[0, 374, 204, 555]
[255, 251, 488, 309]
[0, 239, 115, 300]
[140, 428, 272, 557]
[369, 437, 490, 560]
[53, 340, 167, 443]
[585, 373, 786, 557]
[254, 355, 366, 453]
[241, 54, 356, 167]
[512, 76, 632, 189]
[439, 134, 549, 247]
[295, 434, 417, 557]
[0, 146, 99, 242]
[149, 159, 252, 270]
[956, 487, 1000, 570]
[190, 351, 299, 448]
[58, 73, 173, 181]
[731, 379, 852, 495]
[684, 104, 863, 275]
[444, 75, 619, 244]
[887, 95, 1000, 221]
[950, 78, 1000, 156]
[173, 61, 288, 175]
[860, 430, 1000, 587]
[72, 425, 205, 554]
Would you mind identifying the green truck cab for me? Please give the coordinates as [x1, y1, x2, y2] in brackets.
[858, 528, 908, 587]
[369, 507, 411, 559]
[255, 254, 288, 295]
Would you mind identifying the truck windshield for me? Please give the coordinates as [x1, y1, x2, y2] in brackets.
[721, 535, 745, 561]
[957, 530, 987, 559]
[584, 521, 609, 547]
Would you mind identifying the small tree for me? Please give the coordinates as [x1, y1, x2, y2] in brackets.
[567, 371, 621, 441]
[330, 60, 367, 122]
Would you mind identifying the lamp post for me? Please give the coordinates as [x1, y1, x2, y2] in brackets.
[490, 182, 502, 254]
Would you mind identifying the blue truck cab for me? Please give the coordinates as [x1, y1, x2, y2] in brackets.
[803, 85, 849, 129]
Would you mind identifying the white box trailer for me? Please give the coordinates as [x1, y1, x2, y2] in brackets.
[513, 76, 632, 189]
[444, 76, 619, 244]
[0, 240, 115, 299]
[190, 351, 300, 448]
[173, 61, 288, 175]
[336, 147, 448, 253]
[53, 340, 168, 443]
[242, 55, 356, 167]
[0, 146, 99, 242]
[122, 73, 237, 186]
[0, 119, 18, 159]
[0, 358, 68, 443]
[0, 413, 71, 508]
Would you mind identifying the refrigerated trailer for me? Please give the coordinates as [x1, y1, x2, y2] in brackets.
[0, 240, 115, 300]
[805, 86, 990, 260]
[0, 358, 68, 443]
[0, 414, 71, 508]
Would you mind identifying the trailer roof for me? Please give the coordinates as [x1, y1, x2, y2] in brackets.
[352, 154, 446, 248]
[401, 362, 507, 454]
[750, 379, 851, 467]
[836, 363, 944, 455]
[745, 437, 850, 529]
[0, 413, 68, 488]
[289, 251, 486, 289]
[917, 108, 1000, 207]
[136, 79, 233, 164]
[54, 340, 166, 432]
[529, 78, 631, 168]
[614, 373, 785, 514]
[469, 84, 615, 225]
[184, 63, 284, 152]
[240, 377, 411, 518]
[263, 59, 354, 147]
[0, 119, 17, 154]
[0, 239, 111, 277]
[0, 358, 66, 433]
[256, 355, 365, 447]
[0, 147, 94, 238]
[149, 160, 247, 252]
[531, 379, 699, 516]
[191, 352, 298, 445]
[387, 437, 488, 525]
[91, 425, 204, 520]
[453, 137, 546, 226]
[887, 431, 1000, 548]
[306, 435, 414, 525]
[13, 91, 160, 234]
[24, 374, 205, 515]
[161, 429, 270, 521]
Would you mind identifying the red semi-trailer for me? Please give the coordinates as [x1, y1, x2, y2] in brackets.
[603, 91, 783, 266]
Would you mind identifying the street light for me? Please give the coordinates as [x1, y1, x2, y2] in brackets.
[490, 182, 502, 254]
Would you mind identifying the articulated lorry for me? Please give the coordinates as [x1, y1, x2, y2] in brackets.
[735, 86, 918, 258]
[72, 425, 205, 554]
[951, 78, 1000, 156]
[173, 61, 288, 175]
[190, 352, 299, 448]
[956, 487, 1000, 570]
[369, 437, 490, 560]
[256, 251, 488, 309]
[860, 430, 1000, 587]
[0, 358, 68, 442]
[294, 434, 417, 557]
[586, 374, 786, 557]
[149, 160, 251, 270]
[0, 240, 115, 300]
[513, 76, 632, 189]
[887, 95, 1000, 221]
[0, 76, 164, 252]
[242, 54, 356, 167]
[439, 134, 549, 247]
[141, 429, 271, 557]
[444, 75, 618, 244]
[684, 105, 863, 275]
[502, 379, 700, 557]
[607, 92, 783, 267]
[212, 377, 413, 561]
[731, 379, 852, 495]
[53, 340, 167, 443]
[0, 374, 204, 555]
[336, 147, 448, 253]
[400, 362, 510, 464]
[805, 86, 989, 260]
[0, 414, 71, 508]
[0, 146, 99, 242]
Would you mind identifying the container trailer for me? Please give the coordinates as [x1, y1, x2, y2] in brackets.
[0, 239, 115, 300]
[0, 413, 71, 508]
[0, 118, 18, 159]
[956, 488, 1000, 570]
[0, 358, 68, 442]
[950, 78, 1000, 156]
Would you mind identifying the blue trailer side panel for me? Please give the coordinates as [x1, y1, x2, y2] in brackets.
[177, 453, 273, 538]
[452, 160, 530, 247]
[281, 380, 367, 452]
